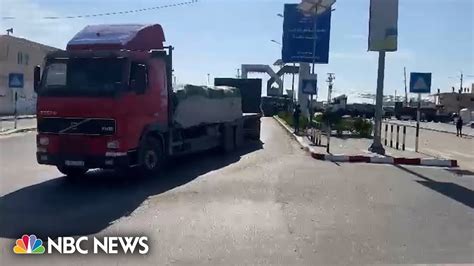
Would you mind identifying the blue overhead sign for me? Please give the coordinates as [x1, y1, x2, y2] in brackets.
[410, 72, 432, 93]
[282, 4, 332, 64]
[9, 73, 24, 89]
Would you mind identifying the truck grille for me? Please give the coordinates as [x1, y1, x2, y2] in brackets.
[38, 117, 116, 136]
[59, 136, 87, 154]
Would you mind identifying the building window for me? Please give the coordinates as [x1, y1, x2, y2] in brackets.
[17, 52, 23, 64]
[24, 54, 29, 65]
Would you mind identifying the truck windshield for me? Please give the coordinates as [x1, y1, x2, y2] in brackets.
[39, 58, 126, 97]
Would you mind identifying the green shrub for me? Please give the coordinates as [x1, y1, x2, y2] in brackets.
[277, 111, 308, 130]
[321, 111, 343, 126]
[353, 118, 373, 137]
[314, 114, 324, 123]
[277, 111, 292, 125]
[333, 119, 354, 136]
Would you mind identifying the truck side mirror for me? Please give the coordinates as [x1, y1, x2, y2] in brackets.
[34, 65, 41, 93]
[131, 64, 147, 94]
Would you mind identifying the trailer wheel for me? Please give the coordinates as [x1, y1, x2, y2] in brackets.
[57, 166, 88, 178]
[138, 137, 164, 176]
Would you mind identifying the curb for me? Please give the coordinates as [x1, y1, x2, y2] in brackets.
[0, 127, 37, 136]
[273, 116, 310, 152]
[0, 115, 36, 121]
[274, 116, 458, 168]
[310, 152, 458, 167]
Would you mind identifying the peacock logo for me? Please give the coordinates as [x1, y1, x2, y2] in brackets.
[13, 234, 45, 254]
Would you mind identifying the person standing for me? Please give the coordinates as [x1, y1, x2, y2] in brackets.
[456, 116, 463, 137]
[293, 104, 301, 134]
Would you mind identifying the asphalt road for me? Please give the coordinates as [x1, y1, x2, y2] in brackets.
[0, 118, 473, 265]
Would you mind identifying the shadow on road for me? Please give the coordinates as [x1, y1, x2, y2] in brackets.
[0, 141, 263, 239]
[395, 165, 474, 209]
[445, 168, 474, 176]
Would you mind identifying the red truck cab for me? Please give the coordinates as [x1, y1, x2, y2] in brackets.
[34, 24, 261, 178]
[35, 24, 174, 176]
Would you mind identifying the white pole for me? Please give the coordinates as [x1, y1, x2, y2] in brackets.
[291, 63, 296, 103]
[415, 93, 421, 152]
[14, 92, 18, 129]
[310, 6, 318, 125]
[369, 51, 386, 154]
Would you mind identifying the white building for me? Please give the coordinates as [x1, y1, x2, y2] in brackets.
[0, 35, 58, 115]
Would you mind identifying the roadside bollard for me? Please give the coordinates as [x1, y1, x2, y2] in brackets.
[402, 126, 406, 151]
[396, 125, 400, 150]
[326, 124, 331, 153]
[313, 129, 318, 145]
[384, 124, 388, 146]
[390, 124, 393, 148]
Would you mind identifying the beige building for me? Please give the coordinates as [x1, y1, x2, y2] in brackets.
[436, 91, 474, 114]
[0, 35, 58, 115]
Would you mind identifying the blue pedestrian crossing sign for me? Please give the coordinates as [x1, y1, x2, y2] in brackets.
[410, 72, 431, 94]
[9, 73, 24, 89]
[302, 74, 318, 95]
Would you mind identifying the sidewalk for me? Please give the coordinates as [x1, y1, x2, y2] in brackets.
[0, 115, 36, 121]
[385, 119, 474, 137]
[274, 116, 457, 167]
[0, 117, 37, 136]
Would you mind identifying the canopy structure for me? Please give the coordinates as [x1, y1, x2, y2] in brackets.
[67, 24, 165, 51]
[298, 0, 336, 15]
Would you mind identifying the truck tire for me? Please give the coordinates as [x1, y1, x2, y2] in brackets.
[138, 137, 164, 177]
[57, 166, 88, 178]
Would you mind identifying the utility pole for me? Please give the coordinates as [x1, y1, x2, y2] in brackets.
[207, 73, 210, 86]
[369, 51, 386, 155]
[403, 67, 408, 105]
[460, 72, 463, 93]
[236, 68, 241, 79]
[326, 73, 335, 103]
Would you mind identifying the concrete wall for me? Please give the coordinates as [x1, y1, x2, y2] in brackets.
[0, 35, 58, 115]
[438, 92, 474, 114]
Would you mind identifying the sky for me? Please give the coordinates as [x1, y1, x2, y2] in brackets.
[1, 0, 473, 102]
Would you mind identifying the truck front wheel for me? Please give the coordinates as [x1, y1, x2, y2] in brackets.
[138, 138, 164, 176]
[57, 166, 88, 178]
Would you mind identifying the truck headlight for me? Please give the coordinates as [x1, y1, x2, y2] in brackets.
[107, 140, 120, 149]
[39, 137, 49, 146]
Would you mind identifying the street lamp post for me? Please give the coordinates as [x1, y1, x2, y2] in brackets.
[298, 0, 335, 151]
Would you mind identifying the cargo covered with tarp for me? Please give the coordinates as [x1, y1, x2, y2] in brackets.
[172, 85, 242, 128]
